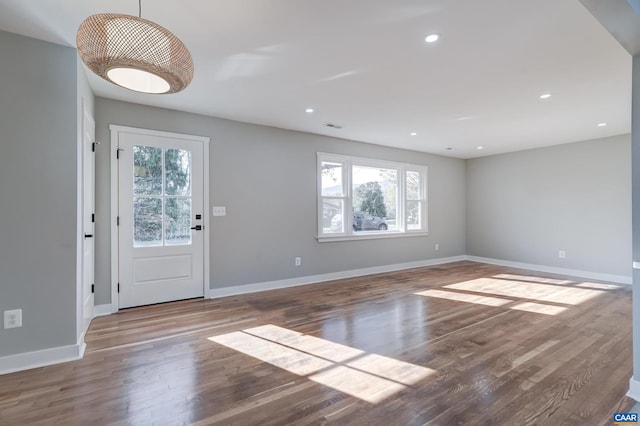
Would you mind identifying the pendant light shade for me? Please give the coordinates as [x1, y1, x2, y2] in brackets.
[77, 13, 194, 94]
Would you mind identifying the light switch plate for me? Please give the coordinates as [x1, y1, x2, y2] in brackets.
[212, 206, 226, 216]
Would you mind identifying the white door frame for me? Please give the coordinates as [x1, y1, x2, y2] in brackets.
[109, 125, 211, 312]
[76, 98, 95, 351]
[81, 103, 95, 326]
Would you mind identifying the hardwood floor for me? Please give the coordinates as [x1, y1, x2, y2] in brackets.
[0, 261, 634, 425]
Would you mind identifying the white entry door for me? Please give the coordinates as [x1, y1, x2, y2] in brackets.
[116, 128, 206, 308]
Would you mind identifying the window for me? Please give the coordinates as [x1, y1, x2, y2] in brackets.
[318, 153, 427, 240]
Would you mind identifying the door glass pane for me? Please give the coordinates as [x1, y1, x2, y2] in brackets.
[133, 146, 196, 247]
[406, 171, 421, 200]
[321, 161, 344, 196]
[134, 146, 162, 195]
[165, 149, 192, 196]
[166, 197, 192, 245]
[134, 197, 163, 246]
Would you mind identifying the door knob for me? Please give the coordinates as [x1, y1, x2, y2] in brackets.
[84, 234, 93, 238]
[190, 225, 202, 231]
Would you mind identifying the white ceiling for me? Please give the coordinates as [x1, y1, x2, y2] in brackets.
[0, 0, 631, 158]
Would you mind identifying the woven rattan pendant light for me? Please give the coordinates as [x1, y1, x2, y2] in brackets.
[76, 0, 193, 94]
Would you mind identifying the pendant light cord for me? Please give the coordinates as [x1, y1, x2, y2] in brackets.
[138, 0, 141, 18]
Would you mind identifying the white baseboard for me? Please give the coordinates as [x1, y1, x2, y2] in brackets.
[628, 377, 640, 401]
[82, 315, 92, 338]
[94, 304, 114, 317]
[0, 339, 85, 375]
[465, 256, 632, 285]
[209, 255, 467, 299]
[78, 333, 87, 359]
[209, 254, 631, 299]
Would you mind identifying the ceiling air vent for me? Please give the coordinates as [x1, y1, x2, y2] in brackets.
[325, 123, 343, 129]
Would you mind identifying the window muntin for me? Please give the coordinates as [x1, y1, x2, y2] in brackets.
[318, 153, 427, 240]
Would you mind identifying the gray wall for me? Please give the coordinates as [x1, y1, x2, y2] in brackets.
[0, 31, 78, 357]
[467, 134, 632, 277]
[94, 98, 467, 304]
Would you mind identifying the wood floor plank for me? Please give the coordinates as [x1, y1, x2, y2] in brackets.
[0, 261, 633, 425]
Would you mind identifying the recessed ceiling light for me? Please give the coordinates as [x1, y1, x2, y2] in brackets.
[425, 34, 440, 43]
[410, 132, 417, 136]
[305, 108, 314, 113]
[539, 93, 552, 99]
[597, 122, 607, 127]
[477, 146, 484, 150]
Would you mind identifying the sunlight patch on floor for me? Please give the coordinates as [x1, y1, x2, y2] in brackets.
[414, 289, 566, 316]
[310, 365, 405, 403]
[445, 278, 603, 305]
[576, 282, 621, 290]
[209, 324, 435, 404]
[244, 325, 364, 363]
[210, 331, 332, 376]
[493, 274, 573, 285]
[346, 353, 430, 386]
[414, 289, 512, 307]
[510, 302, 567, 316]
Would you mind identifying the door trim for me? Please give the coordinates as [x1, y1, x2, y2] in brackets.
[109, 125, 211, 312]
[81, 102, 95, 329]
[76, 98, 95, 341]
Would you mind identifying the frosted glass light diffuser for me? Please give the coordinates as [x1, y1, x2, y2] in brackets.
[107, 68, 171, 94]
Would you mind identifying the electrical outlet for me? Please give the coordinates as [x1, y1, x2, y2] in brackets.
[558, 250, 566, 259]
[295, 257, 302, 266]
[4, 309, 22, 329]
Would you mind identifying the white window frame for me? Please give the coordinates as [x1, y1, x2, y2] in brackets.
[317, 152, 428, 242]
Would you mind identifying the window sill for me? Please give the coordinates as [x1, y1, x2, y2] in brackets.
[317, 231, 429, 243]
